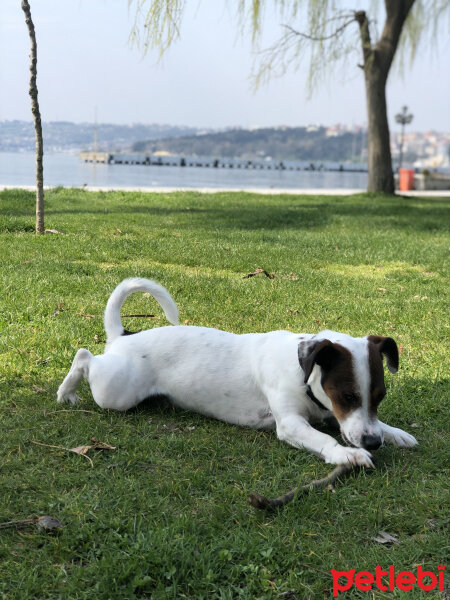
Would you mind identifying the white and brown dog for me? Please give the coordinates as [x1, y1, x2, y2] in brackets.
[57, 278, 417, 467]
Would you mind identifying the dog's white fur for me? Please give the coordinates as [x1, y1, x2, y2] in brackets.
[57, 278, 417, 467]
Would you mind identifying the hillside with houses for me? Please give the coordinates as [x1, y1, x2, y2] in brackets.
[1, 120, 448, 168]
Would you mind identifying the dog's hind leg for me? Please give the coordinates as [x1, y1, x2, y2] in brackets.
[57, 348, 92, 405]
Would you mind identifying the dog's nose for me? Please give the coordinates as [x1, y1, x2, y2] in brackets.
[361, 434, 382, 451]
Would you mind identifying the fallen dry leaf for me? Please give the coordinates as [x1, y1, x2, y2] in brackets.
[77, 312, 96, 319]
[32, 385, 46, 394]
[373, 531, 399, 545]
[243, 268, 275, 279]
[70, 439, 116, 455]
[70, 445, 91, 456]
[90, 438, 116, 450]
[53, 302, 67, 315]
[35, 515, 64, 532]
[161, 423, 181, 432]
[32, 440, 94, 467]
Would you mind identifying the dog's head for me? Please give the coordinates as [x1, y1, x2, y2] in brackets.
[298, 332, 399, 451]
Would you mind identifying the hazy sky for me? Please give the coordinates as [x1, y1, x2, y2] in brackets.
[1, 0, 449, 131]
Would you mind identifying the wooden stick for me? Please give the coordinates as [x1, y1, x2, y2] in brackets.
[0, 515, 63, 531]
[249, 464, 353, 509]
[78, 312, 157, 319]
[121, 314, 157, 318]
[0, 519, 35, 530]
[31, 440, 94, 467]
[44, 409, 97, 415]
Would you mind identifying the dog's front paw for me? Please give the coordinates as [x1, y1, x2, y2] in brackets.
[325, 445, 375, 468]
[384, 426, 418, 448]
[57, 390, 81, 405]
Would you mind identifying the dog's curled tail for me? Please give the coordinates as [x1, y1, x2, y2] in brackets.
[104, 277, 179, 344]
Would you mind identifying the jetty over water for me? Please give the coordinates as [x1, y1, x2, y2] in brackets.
[78, 152, 367, 173]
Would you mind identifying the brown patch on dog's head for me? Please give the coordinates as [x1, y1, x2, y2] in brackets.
[298, 339, 361, 422]
[367, 335, 398, 415]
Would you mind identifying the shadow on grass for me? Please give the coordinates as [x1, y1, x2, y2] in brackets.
[1, 189, 449, 233]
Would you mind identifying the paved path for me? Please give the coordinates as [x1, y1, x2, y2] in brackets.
[0, 184, 449, 197]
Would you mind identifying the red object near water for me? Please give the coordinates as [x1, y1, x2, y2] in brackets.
[399, 168, 415, 191]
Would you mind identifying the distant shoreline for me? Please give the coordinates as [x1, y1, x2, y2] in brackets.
[0, 151, 369, 190]
[2, 121, 448, 168]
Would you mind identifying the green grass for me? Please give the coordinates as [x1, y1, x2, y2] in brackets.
[0, 188, 448, 599]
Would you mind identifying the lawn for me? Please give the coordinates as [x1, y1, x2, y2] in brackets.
[0, 188, 448, 599]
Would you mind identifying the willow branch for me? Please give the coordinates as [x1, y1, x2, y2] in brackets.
[282, 16, 356, 43]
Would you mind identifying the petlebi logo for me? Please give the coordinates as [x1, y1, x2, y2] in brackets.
[330, 564, 445, 597]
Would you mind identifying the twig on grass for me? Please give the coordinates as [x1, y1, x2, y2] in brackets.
[249, 464, 353, 509]
[77, 312, 158, 319]
[297, 562, 333, 578]
[0, 518, 35, 530]
[121, 314, 157, 318]
[31, 440, 94, 467]
[44, 409, 97, 415]
[0, 515, 63, 532]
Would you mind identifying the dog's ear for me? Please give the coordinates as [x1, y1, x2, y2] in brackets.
[368, 335, 399, 374]
[298, 339, 342, 384]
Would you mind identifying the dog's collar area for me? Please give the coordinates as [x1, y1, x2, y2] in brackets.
[122, 329, 138, 336]
[306, 385, 329, 412]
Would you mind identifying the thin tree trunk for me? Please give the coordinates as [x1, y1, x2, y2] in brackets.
[21, 0, 44, 234]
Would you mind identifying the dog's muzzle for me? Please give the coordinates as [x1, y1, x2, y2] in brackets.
[342, 432, 382, 451]
[341, 432, 356, 448]
[361, 434, 382, 451]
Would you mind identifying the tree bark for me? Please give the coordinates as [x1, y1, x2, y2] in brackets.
[21, 0, 44, 234]
[365, 67, 395, 193]
[356, 1, 415, 194]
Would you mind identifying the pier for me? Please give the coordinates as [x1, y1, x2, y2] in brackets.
[79, 152, 110, 163]
[78, 152, 367, 173]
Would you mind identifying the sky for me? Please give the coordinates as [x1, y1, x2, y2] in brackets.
[0, 0, 449, 132]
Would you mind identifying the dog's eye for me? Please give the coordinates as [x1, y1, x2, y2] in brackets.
[342, 393, 359, 406]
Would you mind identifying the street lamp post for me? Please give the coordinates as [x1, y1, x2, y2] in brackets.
[395, 106, 414, 170]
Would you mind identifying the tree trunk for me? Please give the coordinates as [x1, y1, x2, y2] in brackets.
[21, 0, 44, 234]
[365, 69, 394, 193]
[355, 1, 415, 194]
